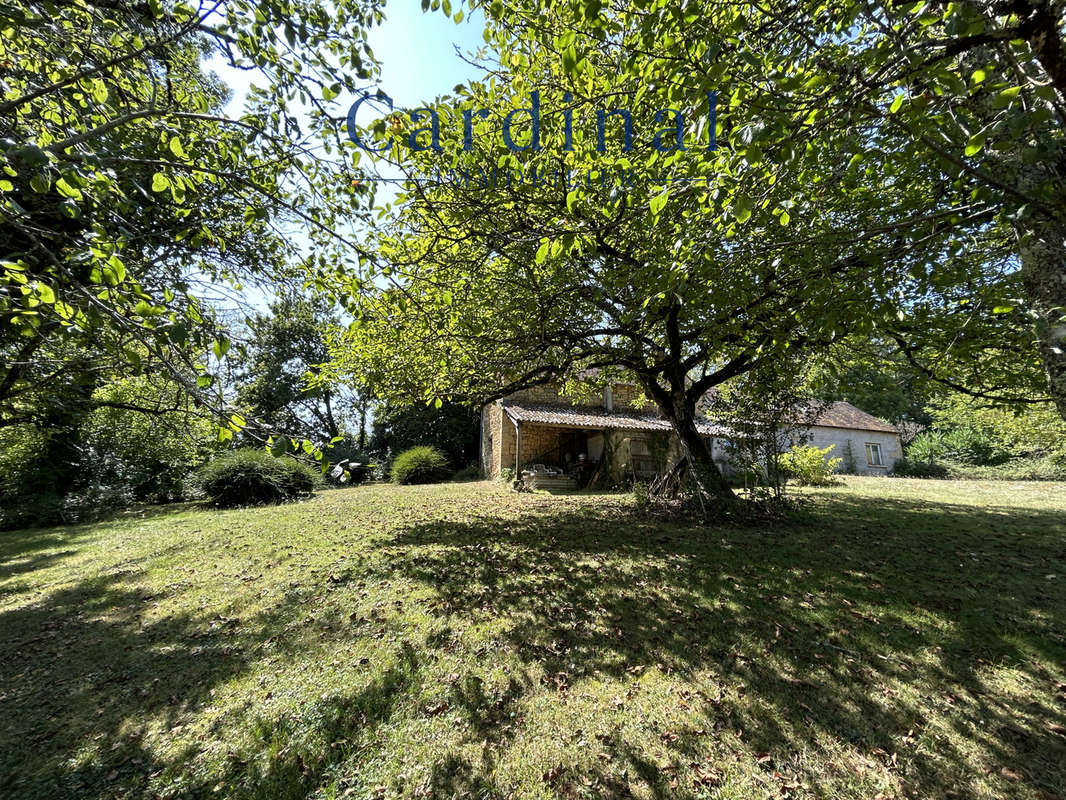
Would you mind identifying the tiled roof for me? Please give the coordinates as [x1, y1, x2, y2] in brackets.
[502, 402, 731, 436]
[810, 401, 899, 434]
[502, 399, 898, 436]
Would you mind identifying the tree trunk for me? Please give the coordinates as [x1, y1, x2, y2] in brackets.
[670, 409, 736, 501]
[1018, 216, 1066, 419]
[358, 402, 367, 450]
[634, 373, 736, 501]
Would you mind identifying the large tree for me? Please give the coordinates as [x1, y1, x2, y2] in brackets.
[236, 295, 365, 444]
[449, 0, 1065, 414]
[330, 3, 1000, 500]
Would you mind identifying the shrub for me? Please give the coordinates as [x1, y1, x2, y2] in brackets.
[779, 444, 842, 487]
[944, 456, 1066, 482]
[891, 457, 950, 479]
[390, 446, 450, 485]
[452, 464, 481, 482]
[199, 449, 318, 508]
[907, 428, 1006, 467]
[905, 431, 943, 463]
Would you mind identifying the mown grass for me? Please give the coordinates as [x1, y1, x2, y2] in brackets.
[1, 477, 1064, 799]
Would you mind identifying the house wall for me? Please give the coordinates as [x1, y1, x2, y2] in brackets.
[806, 426, 902, 475]
[605, 430, 679, 482]
[481, 401, 519, 479]
[508, 383, 570, 405]
[610, 382, 648, 410]
[518, 424, 571, 466]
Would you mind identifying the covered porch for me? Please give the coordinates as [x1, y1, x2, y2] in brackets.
[501, 401, 728, 490]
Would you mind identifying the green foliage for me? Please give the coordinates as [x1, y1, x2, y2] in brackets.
[897, 396, 1066, 480]
[907, 428, 1006, 467]
[199, 450, 318, 508]
[780, 445, 842, 487]
[928, 398, 1066, 460]
[370, 401, 480, 468]
[891, 457, 951, 480]
[81, 377, 220, 501]
[0, 375, 219, 528]
[390, 446, 450, 486]
[451, 464, 481, 482]
[236, 295, 364, 443]
[1, 0, 380, 453]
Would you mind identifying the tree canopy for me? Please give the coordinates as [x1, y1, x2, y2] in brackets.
[1, 0, 380, 445]
[329, 0, 1058, 499]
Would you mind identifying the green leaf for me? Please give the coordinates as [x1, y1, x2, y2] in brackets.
[534, 239, 551, 264]
[779, 210, 790, 226]
[35, 283, 56, 303]
[964, 132, 986, 157]
[561, 46, 578, 75]
[649, 191, 669, 217]
[566, 189, 579, 214]
[54, 177, 82, 200]
[169, 136, 186, 159]
[733, 195, 752, 223]
[151, 172, 170, 192]
[993, 86, 1021, 108]
[889, 93, 905, 114]
[103, 255, 126, 285]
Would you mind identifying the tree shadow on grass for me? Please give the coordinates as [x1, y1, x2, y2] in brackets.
[1, 490, 1063, 799]
[389, 492, 1066, 798]
[0, 558, 426, 800]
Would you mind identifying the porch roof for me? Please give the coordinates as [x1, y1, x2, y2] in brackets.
[501, 402, 731, 437]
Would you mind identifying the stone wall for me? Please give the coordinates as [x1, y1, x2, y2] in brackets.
[508, 383, 569, 405]
[610, 382, 648, 410]
[508, 380, 650, 410]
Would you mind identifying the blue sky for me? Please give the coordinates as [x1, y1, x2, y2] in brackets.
[204, 3, 487, 311]
[209, 2, 486, 124]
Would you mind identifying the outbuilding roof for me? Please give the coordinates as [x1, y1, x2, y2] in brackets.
[501, 399, 898, 436]
[501, 402, 732, 436]
[810, 401, 899, 434]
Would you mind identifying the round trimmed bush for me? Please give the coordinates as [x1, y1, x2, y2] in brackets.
[199, 449, 318, 508]
[391, 446, 450, 485]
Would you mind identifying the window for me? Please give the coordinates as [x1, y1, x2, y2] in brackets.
[865, 442, 884, 467]
[629, 438, 650, 456]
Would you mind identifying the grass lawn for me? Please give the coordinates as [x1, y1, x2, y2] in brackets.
[1, 478, 1064, 800]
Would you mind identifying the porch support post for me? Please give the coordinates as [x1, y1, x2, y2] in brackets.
[511, 416, 521, 475]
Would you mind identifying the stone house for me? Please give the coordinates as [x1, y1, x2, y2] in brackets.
[480, 380, 902, 487]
